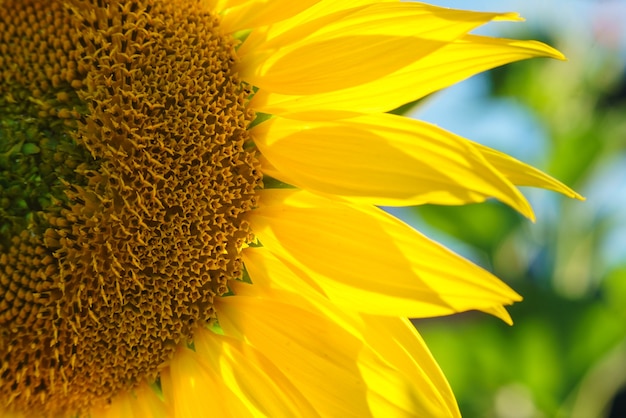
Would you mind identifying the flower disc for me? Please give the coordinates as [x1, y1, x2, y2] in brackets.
[0, 0, 260, 415]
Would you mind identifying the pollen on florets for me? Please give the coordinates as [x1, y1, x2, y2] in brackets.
[0, 0, 261, 416]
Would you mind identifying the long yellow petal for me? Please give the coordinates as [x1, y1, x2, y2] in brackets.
[242, 246, 365, 334]
[193, 329, 319, 418]
[213, 0, 249, 11]
[359, 316, 460, 417]
[242, 247, 462, 417]
[248, 189, 521, 323]
[240, 4, 518, 94]
[240, 0, 428, 60]
[163, 325, 319, 417]
[90, 383, 167, 418]
[217, 293, 373, 417]
[253, 113, 534, 217]
[251, 34, 563, 119]
[358, 351, 449, 418]
[220, 0, 322, 33]
[472, 141, 584, 200]
[161, 347, 250, 418]
[218, 279, 457, 417]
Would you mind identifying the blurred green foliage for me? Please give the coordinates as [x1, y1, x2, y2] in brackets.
[410, 10, 626, 418]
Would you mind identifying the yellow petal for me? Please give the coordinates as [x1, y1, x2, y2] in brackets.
[129, 385, 168, 418]
[239, 0, 396, 58]
[251, 35, 564, 119]
[481, 305, 514, 324]
[472, 141, 584, 200]
[248, 189, 521, 323]
[359, 350, 455, 418]
[90, 384, 166, 418]
[192, 329, 319, 418]
[161, 346, 249, 418]
[240, 3, 518, 94]
[253, 113, 534, 217]
[242, 247, 461, 417]
[359, 316, 461, 417]
[242, 246, 364, 334]
[214, 0, 249, 11]
[217, 292, 373, 417]
[218, 281, 458, 417]
[220, 0, 322, 33]
[359, 351, 450, 418]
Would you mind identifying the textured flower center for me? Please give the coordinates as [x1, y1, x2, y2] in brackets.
[0, 0, 260, 415]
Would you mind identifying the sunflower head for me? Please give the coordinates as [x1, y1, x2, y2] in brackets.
[1, 0, 260, 415]
[0, 1, 581, 417]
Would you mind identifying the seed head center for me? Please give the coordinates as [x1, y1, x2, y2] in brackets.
[0, 0, 260, 415]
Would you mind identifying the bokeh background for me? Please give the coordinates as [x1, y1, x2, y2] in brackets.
[397, 1, 626, 417]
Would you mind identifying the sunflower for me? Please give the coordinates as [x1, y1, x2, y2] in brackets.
[0, 0, 581, 417]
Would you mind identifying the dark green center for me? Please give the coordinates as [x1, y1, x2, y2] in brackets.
[0, 92, 93, 243]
